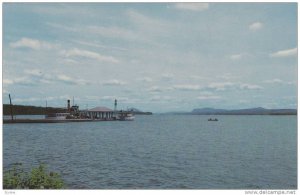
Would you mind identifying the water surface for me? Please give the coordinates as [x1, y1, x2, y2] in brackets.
[3, 115, 297, 189]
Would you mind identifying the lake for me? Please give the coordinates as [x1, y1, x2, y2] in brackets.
[3, 115, 297, 189]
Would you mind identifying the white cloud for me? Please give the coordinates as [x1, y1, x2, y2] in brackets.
[264, 78, 283, 84]
[147, 86, 164, 93]
[230, 54, 243, 60]
[161, 73, 175, 81]
[10, 37, 57, 50]
[174, 3, 209, 11]
[3, 79, 14, 85]
[62, 48, 119, 63]
[56, 74, 89, 85]
[197, 95, 221, 100]
[206, 82, 263, 91]
[126, 10, 170, 34]
[136, 77, 153, 82]
[149, 95, 174, 102]
[173, 85, 201, 91]
[239, 83, 263, 90]
[99, 96, 129, 102]
[190, 75, 209, 80]
[270, 47, 297, 58]
[13, 77, 37, 86]
[249, 22, 263, 31]
[207, 82, 235, 91]
[13, 97, 41, 103]
[23, 69, 89, 85]
[10, 38, 41, 50]
[73, 40, 127, 51]
[24, 69, 44, 77]
[103, 79, 126, 86]
[264, 79, 294, 85]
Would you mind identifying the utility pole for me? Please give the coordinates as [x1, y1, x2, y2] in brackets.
[8, 94, 13, 121]
[45, 100, 47, 116]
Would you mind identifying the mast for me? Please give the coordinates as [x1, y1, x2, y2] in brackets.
[8, 94, 13, 121]
[45, 100, 47, 116]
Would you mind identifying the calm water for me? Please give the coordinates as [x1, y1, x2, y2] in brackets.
[3, 115, 297, 189]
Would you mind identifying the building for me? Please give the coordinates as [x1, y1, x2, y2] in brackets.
[81, 106, 114, 120]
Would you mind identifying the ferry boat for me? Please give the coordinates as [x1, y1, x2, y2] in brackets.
[116, 111, 135, 121]
[45, 113, 70, 120]
[44, 99, 135, 121]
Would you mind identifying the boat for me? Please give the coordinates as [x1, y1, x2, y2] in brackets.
[116, 111, 135, 121]
[208, 118, 218, 121]
[45, 113, 70, 120]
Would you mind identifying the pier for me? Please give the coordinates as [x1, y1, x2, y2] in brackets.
[3, 118, 115, 124]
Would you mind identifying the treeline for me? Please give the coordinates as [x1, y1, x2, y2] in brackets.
[3, 104, 66, 115]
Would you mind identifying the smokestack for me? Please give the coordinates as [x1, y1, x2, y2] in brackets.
[67, 99, 71, 112]
[114, 99, 117, 112]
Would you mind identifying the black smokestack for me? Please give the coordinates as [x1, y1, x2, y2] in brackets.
[67, 99, 71, 111]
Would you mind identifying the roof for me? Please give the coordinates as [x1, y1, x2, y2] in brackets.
[88, 107, 113, 112]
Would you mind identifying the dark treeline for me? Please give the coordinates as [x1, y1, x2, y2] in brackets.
[3, 104, 66, 115]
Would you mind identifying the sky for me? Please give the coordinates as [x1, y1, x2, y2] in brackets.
[2, 3, 298, 112]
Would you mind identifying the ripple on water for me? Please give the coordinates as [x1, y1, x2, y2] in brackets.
[3, 115, 297, 189]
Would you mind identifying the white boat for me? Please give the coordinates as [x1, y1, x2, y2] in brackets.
[45, 113, 70, 120]
[116, 111, 135, 121]
[123, 113, 135, 121]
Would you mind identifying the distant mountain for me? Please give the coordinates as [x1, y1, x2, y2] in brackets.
[127, 107, 153, 115]
[192, 107, 227, 114]
[191, 107, 297, 115]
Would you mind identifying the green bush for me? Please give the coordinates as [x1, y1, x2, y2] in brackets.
[3, 163, 64, 189]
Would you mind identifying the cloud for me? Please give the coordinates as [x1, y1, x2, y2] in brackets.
[207, 82, 235, 91]
[99, 96, 129, 102]
[87, 25, 139, 42]
[22, 69, 89, 85]
[264, 78, 284, 84]
[264, 79, 294, 85]
[24, 69, 44, 77]
[13, 97, 41, 103]
[12, 77, 37, 86]
[147, 86, 164, 93]
[206, 82, 263, 91]
[9, 37, 57, 50]
[197, 95, 221, 100]
[161, 73, 175, 81]
[103, 79, 126, 86]
[62, 48, 119, 63]
[136, 77, 153, 82]
[190, 75, 209, 80]
[72, 40, 127, 51]
[174, 3, 209, 11]
[230, 54, 243, 60]
[3, 79, 14, 85]
[172, 85, 201, 91]
[56, 74, 75, 84]
[270, 47, 297, 58]
[229, 53, 251, 60]
[249, 22, 263, 31]
[149, 95, 174, 102]
[56, 74, 90, 85]
[239, 83, 263, 90]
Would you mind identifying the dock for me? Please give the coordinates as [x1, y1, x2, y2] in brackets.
[3, 98, 134, 124]
[3, 118, 116, 124]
